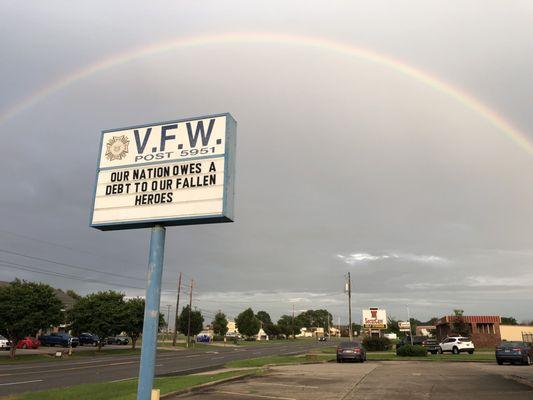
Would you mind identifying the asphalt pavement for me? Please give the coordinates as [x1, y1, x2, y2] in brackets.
[178, 361, 533, 400]
[0, 341, 325, 397]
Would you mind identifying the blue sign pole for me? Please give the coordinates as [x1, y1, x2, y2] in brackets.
[137, 225, 166, 400]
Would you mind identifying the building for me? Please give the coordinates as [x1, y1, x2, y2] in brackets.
[416, 325, 436, 337]
[500, 325, 533, 342]
[436, 315, 501, 347]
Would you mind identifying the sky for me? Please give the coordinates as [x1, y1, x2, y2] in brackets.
[1, 0, 532, 327]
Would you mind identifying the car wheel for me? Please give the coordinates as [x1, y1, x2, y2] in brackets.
[468, 350, 474, 355]
[437, 347, 443, 354]
[497, 359, 503, 365]
[452, 347, 459, 355]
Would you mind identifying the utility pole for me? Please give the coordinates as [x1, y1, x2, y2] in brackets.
[347, 272, 353, 341]
[407, 306, 413, 345]
[186, 279, 194, 348]
[291, 304, 295, 340]
[166, 304, 171, 336]
[172, 272, 182, 346]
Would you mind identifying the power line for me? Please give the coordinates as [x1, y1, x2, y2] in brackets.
[0, 229, 147, 270]
[0, 248, 149, 283]
[0, 259, 182, 294]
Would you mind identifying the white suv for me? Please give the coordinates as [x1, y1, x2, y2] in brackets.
[0, 335, 11, 351]
[439, 336, 475, 354]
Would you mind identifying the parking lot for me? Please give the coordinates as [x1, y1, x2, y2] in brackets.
[177, 361, 533, 400]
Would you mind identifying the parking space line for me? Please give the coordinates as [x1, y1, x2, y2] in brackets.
[250, 382, 319, 389]
[214, 390, 296, 400]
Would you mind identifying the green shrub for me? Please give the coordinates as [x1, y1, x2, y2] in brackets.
[396, 344, 427, 357]
[362, 337, 392, 351]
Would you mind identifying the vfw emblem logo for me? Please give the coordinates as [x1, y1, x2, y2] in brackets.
[105, 135, 129, 161]
[371, 309, 378, 319]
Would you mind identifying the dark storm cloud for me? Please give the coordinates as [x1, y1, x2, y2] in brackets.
[0, 0, 532, 323]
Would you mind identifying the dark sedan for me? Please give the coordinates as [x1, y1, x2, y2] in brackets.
[496, 341, 532, 365]
[106, 336, 130, 345]
[78, 333, 103, 346]
[336, 341, 367, 363]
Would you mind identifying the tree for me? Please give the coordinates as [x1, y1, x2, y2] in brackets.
[386, 317, 400, 336]
[0, 280, 63, 358]
[501, 317, 518, 325]
[451, 309, 469, 336]
[178, 306, 204, 338]
[121, 298, 166, 349]
[68, 291, 125, 349]
[277, 314, 302, 337]
[294, 309, 332, 330]
[212, 311, 228, 337]
[66, 289, 81, 301]
[256, 311, 276, 338]
[122, 297, 144, 349]
[235, 308, 260, 338]
[256, 311, 272, 326]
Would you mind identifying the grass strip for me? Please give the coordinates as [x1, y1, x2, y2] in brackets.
[7, 370, 252, 400]
[225, 353, 334, 368]
[367, 353, 495, 361]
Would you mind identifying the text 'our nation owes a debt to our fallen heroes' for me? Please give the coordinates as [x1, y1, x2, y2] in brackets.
[104, 161, 219, 206]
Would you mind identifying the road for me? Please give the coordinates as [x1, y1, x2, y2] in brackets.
[178, 360, 533, 400]
[0, 341, 326, 397]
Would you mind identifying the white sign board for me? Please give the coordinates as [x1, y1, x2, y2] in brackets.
[398, 321, 411, 332]
[362, 308, 387, 329]
[91, 113, 236, 230]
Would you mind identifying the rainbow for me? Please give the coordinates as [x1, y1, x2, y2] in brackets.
[1, 32, 531, 154]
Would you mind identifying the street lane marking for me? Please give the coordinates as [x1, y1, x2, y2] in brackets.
[253, 352, 262, 354]
[110, 377, 135, 383]
[0, 361, 136, 377]
[214, 391, 296, 400]
[211, 356, 225, 360]
[0, 379, 43, 386]
[185, 354, 202, 358]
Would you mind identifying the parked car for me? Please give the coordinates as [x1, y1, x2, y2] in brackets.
[196, 334, 211, 343]
[397, 336, 440, 354]
[106, 336, 130, 345]
[0, 335, 11, 351]
[16, 337, 40, 349]
[496, 341, 532, 365]
[336, 341, 367, 363]
[438, 336, 474, 354]
[39, 333, 79, 348]
[78, 333, 103, 346]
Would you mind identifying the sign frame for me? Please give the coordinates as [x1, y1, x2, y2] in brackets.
[90, 112, 236, 231]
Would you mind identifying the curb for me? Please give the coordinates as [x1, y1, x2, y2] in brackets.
[160, 370, 259, 398]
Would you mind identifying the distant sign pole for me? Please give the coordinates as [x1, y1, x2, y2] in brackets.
[91, 113, 236, 400]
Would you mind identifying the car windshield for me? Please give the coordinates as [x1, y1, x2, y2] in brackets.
[500, 341, 526, 348]
[339, 342, 360, 348]
[458, 337, 471, 342]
